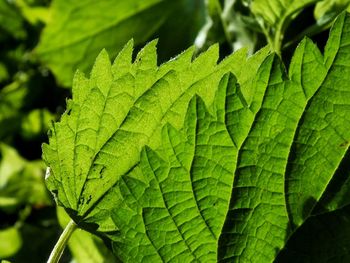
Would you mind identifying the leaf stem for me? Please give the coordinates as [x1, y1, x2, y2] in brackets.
[261, 22, 283, 57]
[47, 219, 77, 263]
[272, 22, 284, 57]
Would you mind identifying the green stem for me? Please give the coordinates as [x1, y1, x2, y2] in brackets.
[261, 21, 283, 57]
[47, 220, 77, 263]
[272, 22, 284, 57]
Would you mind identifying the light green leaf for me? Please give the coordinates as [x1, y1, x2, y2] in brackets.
[0, 81, 28, 140]
[36, 0, 205, 87]
[109, 77, 236, 262]
[0, 144, 25, 189]
[0, 0, 26, 40]
[250, 0, 322, 52]
[14, 0, 50, 25]
[0, 143, 52, 210]
[20, 109, 55, 140]
[107, 64, 275, 261]
[36, 0, 170, 86]
[44, 12, 350, 263]
[0, 226, 22, 259]
[315, 0, 350, 20]
[43, 39, 269, 232]
[251, 0, 319, 26]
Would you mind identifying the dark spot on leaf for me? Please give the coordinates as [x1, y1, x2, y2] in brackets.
[100, 166, 106, 177]
[91, 164, 106, 179]
[86, 195, 92, 205]
[339, 141, 349, 148]
[79, 197, 85, 205]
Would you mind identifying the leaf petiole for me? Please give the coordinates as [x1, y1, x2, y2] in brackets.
[47, 219, 77, 263]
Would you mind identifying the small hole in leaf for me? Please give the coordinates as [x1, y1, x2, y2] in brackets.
[86, 195, 92, 205]
[79, 197, 85, 205]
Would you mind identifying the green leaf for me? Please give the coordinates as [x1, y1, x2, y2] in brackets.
[14, 0, 50, 25]
[0, 0, 26, 40]
[0, 144, 25, 190]
[250, 0, 322, 52]
[44, 12, 350, 263]
[36, 0, 206, 87]
[0, 226, 22, 259]
[109, 83, 234, 262]
[0, 62, 9, 82]
[219, 13, 350, 261]
[0, 143, 52, 210]
[0, 81, 28, 140]
[284, 12, 350, 227]
[43, 39, 269, 232]
[20, 109, 55, 140]
[315, 0, 350, 20]
[108, 67, 275, 261]
[251, 0, 319, 26]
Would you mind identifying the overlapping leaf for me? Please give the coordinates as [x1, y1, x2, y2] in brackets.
[42, 39, 269, 233]
[43, 12, 350, 262]
[218, 12, 350, 261]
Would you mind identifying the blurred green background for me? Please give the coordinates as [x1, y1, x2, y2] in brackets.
[0, 0, 349, 262]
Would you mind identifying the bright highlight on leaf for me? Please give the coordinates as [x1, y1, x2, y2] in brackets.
[43, 38, 269, 231]
[43, 12, 350, 262]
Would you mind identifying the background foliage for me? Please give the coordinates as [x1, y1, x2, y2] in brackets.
[1, 0, 350, 262]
